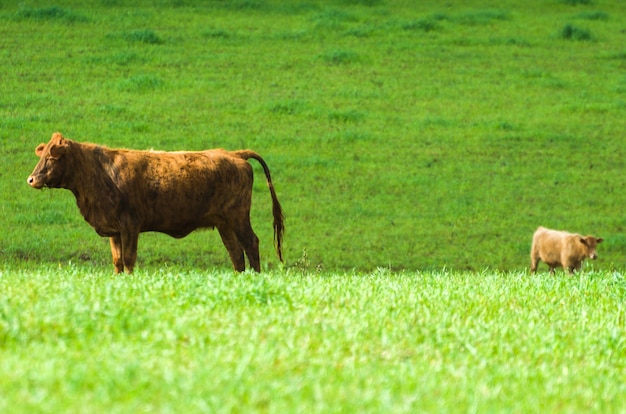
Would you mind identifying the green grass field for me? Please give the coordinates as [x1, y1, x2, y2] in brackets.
[1, 0, 626, 412]
[2, 0, 626, 271]
[1, 264, 625, 413]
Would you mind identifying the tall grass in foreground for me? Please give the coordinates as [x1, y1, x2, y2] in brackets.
[1, 265, 624, 413]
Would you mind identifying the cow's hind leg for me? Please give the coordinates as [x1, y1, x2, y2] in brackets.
[234, 220, 260, 272]
[218, 226, 246, 272]
[530, 254, 540, 274]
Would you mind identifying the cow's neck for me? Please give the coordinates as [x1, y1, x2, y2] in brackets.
[64, 141, 122, 229]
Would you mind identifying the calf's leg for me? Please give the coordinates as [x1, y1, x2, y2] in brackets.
[569, 261, 582, 275]
[530, 242, 543, 274]
[530, 255, 539, 274]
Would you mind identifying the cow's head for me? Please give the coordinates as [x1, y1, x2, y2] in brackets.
[580, 236, 603, 259]
[27, 132, 70, 189]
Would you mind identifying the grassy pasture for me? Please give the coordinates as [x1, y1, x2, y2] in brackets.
[1, 265, 625, 413]
[1, 0, 625, 272]
[1, 1, 626, 412]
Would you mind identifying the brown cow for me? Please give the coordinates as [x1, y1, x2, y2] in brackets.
[530, 226, 602, 275]
[27, 132, 284, 273]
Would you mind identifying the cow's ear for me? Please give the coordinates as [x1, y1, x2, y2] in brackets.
[35, 144, 46, 157]
[597, 238, 603, 244]
[579, 237, 588, 246]
[49, 143, 67, 160]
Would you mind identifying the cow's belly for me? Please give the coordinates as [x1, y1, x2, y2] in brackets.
[540, 252, 562, 266]
[141, 212, 224, 238]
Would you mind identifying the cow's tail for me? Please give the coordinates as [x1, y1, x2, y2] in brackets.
[234, 150, 285, 262]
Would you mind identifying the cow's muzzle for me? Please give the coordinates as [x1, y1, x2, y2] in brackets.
[27, 176, 44, 189]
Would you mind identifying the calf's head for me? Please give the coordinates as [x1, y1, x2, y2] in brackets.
[580, 236, 603, 259]
[27, 133, 70, 189]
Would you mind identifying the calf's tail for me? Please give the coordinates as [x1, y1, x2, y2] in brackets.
[234, 150, 285, 262]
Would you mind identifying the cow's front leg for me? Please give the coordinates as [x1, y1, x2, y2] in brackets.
[109, 235, 124, 274]
[121, 231, 139, 274]
[570, 262, 582, 275]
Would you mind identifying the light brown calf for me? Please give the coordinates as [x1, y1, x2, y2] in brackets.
[530, 226, 602, 274]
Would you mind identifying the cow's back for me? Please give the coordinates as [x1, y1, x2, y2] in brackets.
[114, 149, 254, 236]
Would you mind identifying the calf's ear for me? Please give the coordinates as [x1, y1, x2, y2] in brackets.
[35, 144, 46, 157]
[579, 237, 588, 246]
[49, 143, 67, 160]
[597, 238, 603, 244]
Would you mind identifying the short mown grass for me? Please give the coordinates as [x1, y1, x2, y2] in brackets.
[3, 0, 626, 272]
